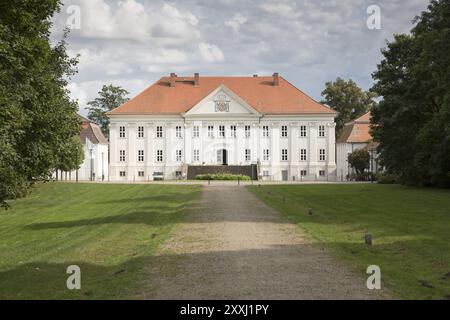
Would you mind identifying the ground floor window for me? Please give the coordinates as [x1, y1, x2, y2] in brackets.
[319, 149, 326, 161]
[263, 149, 270, 161]
[300, 170, 307, 176]
[319, 170, 326, 176]
[119, 171, 126, 177]
[193, 149, 200, 162]
[156, 150, 163, 162]
[138, 171, 144, 177]
[245, 149, 251, 161]
[263, 170, 270, 177]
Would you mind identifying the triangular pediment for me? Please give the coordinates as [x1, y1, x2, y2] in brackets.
[184, 85, 261, 117]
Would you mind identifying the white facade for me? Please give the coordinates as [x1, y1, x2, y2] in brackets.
[336, 142, 369, 181]
[56, 137, 109, 181]
[109, 85, 337, 181]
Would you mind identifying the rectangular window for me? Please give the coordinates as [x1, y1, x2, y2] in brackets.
[281, 149, 288, 161]
[138, 171, 144, 177]
[193, 149, 200, 162]
[319, 170, 326, 176]
[219, 125, 225, 138]
[300, 149, 307, 161]
[319, 125, 325, 137]
[119, 126, 126, 138]
[281, 125, 288, 137]
[176, 126, 182, 138]
[230, 125, 236, 138]
[245, 149, 251, 161]
[193, 126, 199, 138]
[137, 150, 144, 162]
[156, 150, 163, 162]
[245, 125, 251, 138]
[176, 150, 182, 162]
[138, 126, 144, 138]
[262, 125, 269, 138]
[119, 171, 126, 177]
[263, 149, 270, 161]
[300, 170, 307, 176]
[156, 126, 163, 138]
[119, 150, 126, 162]
[263, 170, 270, 177]
[208, 125, 214, 138]
[300, 125, 307, 137]
[319, 149, 326, 161]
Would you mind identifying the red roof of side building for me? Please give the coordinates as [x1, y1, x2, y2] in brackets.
[79, 115, 108, 145]
[107, 75, 336, 115]
[337, 111, 373, 143]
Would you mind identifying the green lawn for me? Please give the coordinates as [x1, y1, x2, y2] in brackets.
[0, 182, 201, 299]
[248, 184, 450, 300]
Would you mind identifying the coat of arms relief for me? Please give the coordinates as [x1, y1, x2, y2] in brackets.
[214, 94, 230, 112]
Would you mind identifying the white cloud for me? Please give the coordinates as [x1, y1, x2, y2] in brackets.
[225, 13, 248, 32]
[51, 0, 429, 113]
[198, 43, 225, 63]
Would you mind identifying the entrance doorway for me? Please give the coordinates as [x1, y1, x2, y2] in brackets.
[217, 149, 228, 165]
[282, 170, 288, 181]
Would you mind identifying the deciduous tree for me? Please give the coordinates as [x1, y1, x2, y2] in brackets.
[371, 0, 450, 187]
[87, 85, 129, 138]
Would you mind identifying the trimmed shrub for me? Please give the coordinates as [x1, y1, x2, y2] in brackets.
[376, 172, 399, 184]
[195, 173, 251, 181]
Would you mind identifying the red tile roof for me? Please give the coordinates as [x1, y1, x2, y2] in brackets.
[337, 111, 373, 143]
[108, 75, 336, 115]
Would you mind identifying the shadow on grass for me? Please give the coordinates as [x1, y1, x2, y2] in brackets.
[2, 239, 447, 300]
[24, 206, 187, 230]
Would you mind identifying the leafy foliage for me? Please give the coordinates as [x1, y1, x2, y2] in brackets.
[195, 173, 251, 181]
[0, 0, 82, 207]
[371, 0, 450, 187]
[348, 148, 370, 177]
[87, 84, 129, 138]
[321, 78, 376, 136]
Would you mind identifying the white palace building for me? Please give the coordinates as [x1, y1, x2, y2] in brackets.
[107, 73, 337, 181]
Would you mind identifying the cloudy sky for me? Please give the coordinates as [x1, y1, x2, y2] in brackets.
[51, 0, 429, 115]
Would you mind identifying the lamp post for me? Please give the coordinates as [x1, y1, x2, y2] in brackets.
[101, 152, 104, 181]
[90, 148, 94, 181]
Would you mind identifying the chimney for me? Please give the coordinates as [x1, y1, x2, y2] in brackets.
[170, 73, 177, 87]
[194, 73, 199, 86]
[273, 72, 279, 86]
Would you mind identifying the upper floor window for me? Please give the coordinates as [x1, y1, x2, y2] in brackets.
[208, 125, 214, 138]
[156, 126, 163, 138]
[262, 125, 269, 138]
[156, 150, 163, 162]
[263, 149, 270, 161]
[281, 149, 288, 161]
[137, 126, 144, 138]
[245, 149, 251, 161]
[219, 125, 225, 138]
[319, 149, 326, 161]
[300, 125, 307, 137]
[230, 125, 237, 138]
[119, 126, 126, 138]
[138, 150, 144, 162]
[119, 150, 126, 162]
[281, 125, 288, 137]
[300, 149, 307, 161]
[245, 125, 251, 138]
[193, 126, 199, 138]
[176, 126, 182, 138]
[319, 125, 325, 137]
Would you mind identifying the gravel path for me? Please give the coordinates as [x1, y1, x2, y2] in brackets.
[140, 186, 388, 299]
